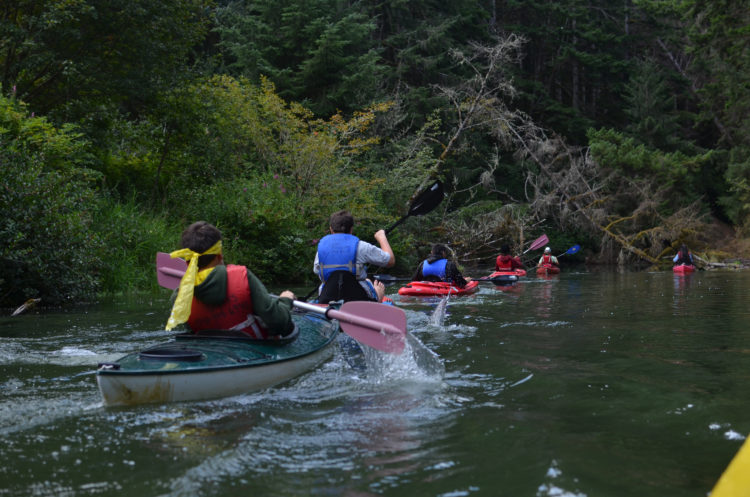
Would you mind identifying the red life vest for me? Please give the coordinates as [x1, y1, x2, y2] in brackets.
[187, 265, 271, 339]
[496, 254, 514, 270]
[542, 254, 552, 265]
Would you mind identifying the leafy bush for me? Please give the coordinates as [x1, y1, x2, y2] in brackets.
[0, 148, 104, 306]
[91, 195, 182, 293]
[176, 175, 313, 282]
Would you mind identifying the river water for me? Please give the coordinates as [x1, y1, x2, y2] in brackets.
[1, 268, 748, 497]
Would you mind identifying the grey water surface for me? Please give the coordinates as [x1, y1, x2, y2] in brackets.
[1, 269, 749, 497]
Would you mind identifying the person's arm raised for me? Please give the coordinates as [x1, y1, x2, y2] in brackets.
[373, 229, 395, 267]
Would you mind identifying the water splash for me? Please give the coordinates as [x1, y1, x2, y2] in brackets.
[361, 333, 445, 381]
[429, 296, 449, 326]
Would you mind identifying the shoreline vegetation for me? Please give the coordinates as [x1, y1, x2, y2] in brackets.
[2, 1, 749, 308]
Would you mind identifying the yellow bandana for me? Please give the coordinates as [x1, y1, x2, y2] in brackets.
[165, 240, 222, 330]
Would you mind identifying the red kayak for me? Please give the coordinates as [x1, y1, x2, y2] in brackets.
[490, 269, 527, 277]
[673, 264, 695, 274]
[398, 280, 480, 297]
[536, 263, 560, 275]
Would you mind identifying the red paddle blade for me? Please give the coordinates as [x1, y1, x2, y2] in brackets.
[156, 252, 187, 290]
[334, 301, 407, 354]
[527, 234, 549, 252]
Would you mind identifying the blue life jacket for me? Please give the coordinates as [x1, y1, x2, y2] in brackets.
[422, 258, 448, 280]
[317, 234, 359, 282]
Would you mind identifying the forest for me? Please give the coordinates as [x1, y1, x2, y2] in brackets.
[1, 0, 748, 307]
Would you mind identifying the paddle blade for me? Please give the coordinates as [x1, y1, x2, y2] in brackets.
[566, 244, 581, 255]
[334, 301, 407, 354]
[156, 252, 187, 290]
[385, 180, 444, 234]
[527, 234, 549, 251]
[408, 180, 444, 216]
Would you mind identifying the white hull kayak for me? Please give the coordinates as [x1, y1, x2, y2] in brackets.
[97, 312, 338, 406]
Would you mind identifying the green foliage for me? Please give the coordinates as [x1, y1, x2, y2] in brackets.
[175, 175, 309, 282]
[720, 148, 750, 228]
[502, 0, 631, 141]
[0, 95, 94, 171]
[90, 196, 181, 293]
[0, 0, 212, 120]
[622, 60, 687, 152]
[2, 0, 750, 303]
[681, 0, 750, 149]
[0, 94, 105, 305]
[214, 0, 383, 116]
[588, 128, 711, 187]
[0, 147, 103, 306]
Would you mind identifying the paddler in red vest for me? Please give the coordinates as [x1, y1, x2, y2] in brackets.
[314, 210, 395, 303]
[537, 247, 559, 268]
[411, 244, 471, 287]
[495, 244, 524, 271]
[673, 244, 694, 266]
[165, 221, 296, 339]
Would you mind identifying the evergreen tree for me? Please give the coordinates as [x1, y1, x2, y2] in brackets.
[498, 0, 631, 143]
[0, 0, 211, 122]
[214, 0, 383, 116]
[622, 59, 685, 152]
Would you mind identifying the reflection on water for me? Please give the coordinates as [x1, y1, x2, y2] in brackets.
[2, 271, 750, 496]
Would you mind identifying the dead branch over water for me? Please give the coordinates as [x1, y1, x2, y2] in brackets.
[428, 36, 707, 265]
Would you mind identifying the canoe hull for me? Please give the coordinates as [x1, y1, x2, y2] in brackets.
[97, 313, 338, 406]
[673, 264, 695, 274]
[398, 280, 480, 297]
[490, 269, 526, 277]
[536, 264, 560, 275]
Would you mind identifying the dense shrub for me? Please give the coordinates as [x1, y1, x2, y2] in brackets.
[90, 195, 182, 293]
[0, 148, 104, 306]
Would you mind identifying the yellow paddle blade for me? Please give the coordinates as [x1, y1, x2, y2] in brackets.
[712, 436, 750, 497]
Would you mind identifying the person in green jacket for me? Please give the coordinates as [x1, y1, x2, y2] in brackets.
[166, 221, 296, 338]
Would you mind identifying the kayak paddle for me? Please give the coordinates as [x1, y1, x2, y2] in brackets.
[557, 244, 580, 257]
[522, 234, 549, 254]
[292, 300, 405, 354]
[155, 253, 406, 354]
[385, 180, 444, 234]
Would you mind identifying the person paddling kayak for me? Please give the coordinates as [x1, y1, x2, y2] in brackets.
[673, 244, 694, 266]
[537, 247, 560, 268]
[411, 244, 471, 287]
[166, 221, 297, 339]
[495, 243, 525, 271]
[314, 210, 394, 303]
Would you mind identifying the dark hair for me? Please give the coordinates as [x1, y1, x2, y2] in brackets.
[431, 244, 448, 258]
[500, 244, 511, 255]
[181, 221, 222, 268]
[679, 244, 689, 259]
[329, 210, 354, 233]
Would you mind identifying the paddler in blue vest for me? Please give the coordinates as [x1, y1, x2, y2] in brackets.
[166, 221, 297, 338]
[411, 244, 471, 286]
[314, 210, 395, 303]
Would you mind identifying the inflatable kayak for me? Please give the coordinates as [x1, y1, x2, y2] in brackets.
[673, 264, 695, 274]
[398, 280, 480, 297]
[490, 269, 526, 277]
[536, 264, 560, 275]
